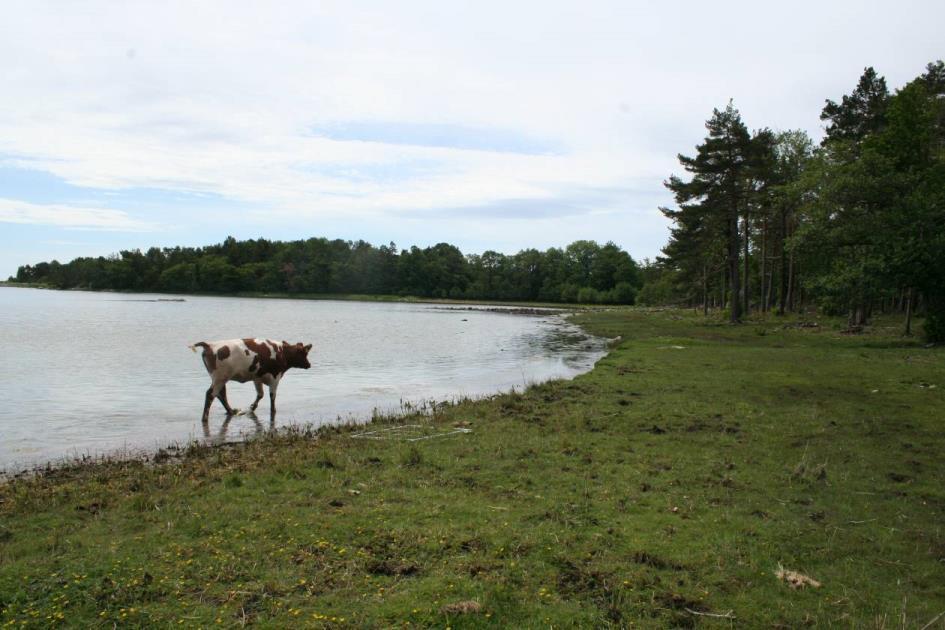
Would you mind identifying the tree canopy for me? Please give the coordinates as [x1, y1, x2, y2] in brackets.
[653, 61, 945, 341]
[12, 237, 643, 305]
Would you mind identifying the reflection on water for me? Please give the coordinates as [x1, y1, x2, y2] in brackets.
[202, 411, 274, 445]
[0, 288, 609, 471]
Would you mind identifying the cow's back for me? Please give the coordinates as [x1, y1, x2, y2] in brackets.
[193, 339, 285, 383]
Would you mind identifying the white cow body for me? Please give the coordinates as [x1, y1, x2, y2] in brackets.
[190, 338, 312, 421]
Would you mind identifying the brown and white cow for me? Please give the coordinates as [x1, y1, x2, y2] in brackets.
[190, 339, 313, 421]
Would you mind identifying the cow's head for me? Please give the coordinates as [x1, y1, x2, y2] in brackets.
[284, 341, 313, 369]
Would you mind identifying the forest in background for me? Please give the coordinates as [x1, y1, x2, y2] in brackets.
[647, 61, 945, 340]
[10, 238, 642, 305]
[10, 61, 945, 338]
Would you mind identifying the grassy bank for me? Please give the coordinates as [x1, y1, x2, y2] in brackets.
[1, 309, 943, 627]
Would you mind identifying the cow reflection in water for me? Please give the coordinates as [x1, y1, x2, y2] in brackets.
[190, 338, 313, 423]
[202, 411, 273, 444]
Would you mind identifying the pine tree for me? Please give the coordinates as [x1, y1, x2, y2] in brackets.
[820, 67, 889, 145]
[663, 102, 753, 322]
[771, 130, 814, 315]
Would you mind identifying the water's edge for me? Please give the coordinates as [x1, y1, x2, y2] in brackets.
[0, 284, 591, 311]
[0, 302, 613, 479]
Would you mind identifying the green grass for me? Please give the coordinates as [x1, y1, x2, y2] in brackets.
[1, 309, 943, 628]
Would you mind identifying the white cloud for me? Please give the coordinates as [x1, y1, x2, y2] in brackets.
[0, 199, 158, 232]
[0, 0, 942, 261]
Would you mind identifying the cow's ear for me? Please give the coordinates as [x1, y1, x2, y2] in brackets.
[282, 340, 288, 346]
[304, 343, 312, 352]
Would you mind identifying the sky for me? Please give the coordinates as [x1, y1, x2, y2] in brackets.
[1, 1, 943, 278]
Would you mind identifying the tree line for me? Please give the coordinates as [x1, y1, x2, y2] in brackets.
[11, 238, 642, 304]
[647, 61, 945, 340]
[10, 61, 943, 334]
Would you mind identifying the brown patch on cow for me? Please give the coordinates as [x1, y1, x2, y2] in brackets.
[243, 338, 271, 360]
[216, 346, 231, 361]
[192, 341, 218, 373]
[202, 348, 216, 372]
[249, 355, 260, 373]
[244, 338, 286, 378]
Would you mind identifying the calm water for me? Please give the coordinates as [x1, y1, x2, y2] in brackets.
[0, 287, 607, 471]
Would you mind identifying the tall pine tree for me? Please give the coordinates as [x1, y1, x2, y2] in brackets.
[663, 102, 753, 322]
[820, 67, 889, 146]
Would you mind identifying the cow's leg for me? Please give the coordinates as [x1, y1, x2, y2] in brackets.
[250, 380, 264, 412]
[218, 415, 233, 441]
[268, 378, 281, 422]
[202, 386, 215, 422]
[217, 384, 237, 416]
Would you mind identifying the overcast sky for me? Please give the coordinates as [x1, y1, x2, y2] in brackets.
[1, 1, 942, 277]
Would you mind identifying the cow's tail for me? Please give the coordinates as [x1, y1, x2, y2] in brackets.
[189, 342, 210, 353]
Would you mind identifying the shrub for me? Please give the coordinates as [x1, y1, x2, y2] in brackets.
[576, 287, 602, 304]
[924, 293, 945, 342]
[607, 282, 637, 305]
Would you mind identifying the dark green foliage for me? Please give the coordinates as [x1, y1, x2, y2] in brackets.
[925, 295, 945, 343]
[656, 60, 945, 342]
[12, 237, 643, 304]
[820, 66, 889, 146]
[660, 102, 769, 321]
[635, 264, 677, 306]
[795, 65, 945, 335]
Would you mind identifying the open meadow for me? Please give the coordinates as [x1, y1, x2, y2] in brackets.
[1, 308, 943, 628]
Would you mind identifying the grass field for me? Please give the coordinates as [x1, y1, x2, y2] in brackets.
[1, 308, 943, 628]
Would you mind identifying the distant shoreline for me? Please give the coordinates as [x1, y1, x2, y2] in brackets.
[0, 282, 603, 310]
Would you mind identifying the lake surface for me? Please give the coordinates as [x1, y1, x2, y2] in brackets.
[0, 287, 607, 471]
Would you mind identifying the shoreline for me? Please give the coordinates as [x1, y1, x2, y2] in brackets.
[0, 309, 613, 480]
[0, 385, 548, 482]
[0, 282, 607, 310]
[1, 405, 435, 483]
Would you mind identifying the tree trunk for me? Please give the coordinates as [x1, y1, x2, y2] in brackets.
[765, 261, 775, 313]
[742, 216, 750, 316]
[702, 264, 708, 316]
[777, 208, 789, 315]
[849, 300, 868, 328]
[760, 218, 767, 313]
[721, 266, 727, 309]
[728, 209, 742, 323]
[785, 250, 795, 312]
[905, 287, 914, 336]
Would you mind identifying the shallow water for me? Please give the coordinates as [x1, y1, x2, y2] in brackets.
[0, 287, 607, 471]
